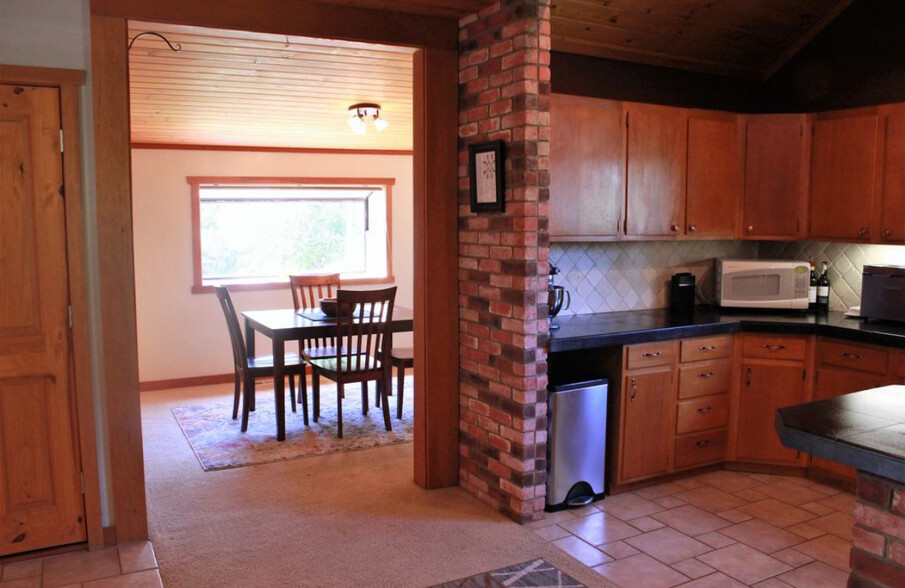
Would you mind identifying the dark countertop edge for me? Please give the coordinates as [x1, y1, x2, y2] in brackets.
[550, 315, 905, 353]
[775, 412, 905, 484]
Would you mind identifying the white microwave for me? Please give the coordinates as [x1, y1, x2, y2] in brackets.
[716, 259, 811, 309]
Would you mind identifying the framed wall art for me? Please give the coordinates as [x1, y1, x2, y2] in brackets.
[468, 140, 505, 213]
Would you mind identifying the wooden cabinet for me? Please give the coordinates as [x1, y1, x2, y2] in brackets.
[897, 352, 905, 383]
[686, 111, 741, 238]
[742, 114, 809, 239]
[625, 103, 687, 237]
[620, 367, 675, 482]
[875, 109, 905, 243]
[549, 94, 625, 240]
[808, 110, 880, 240]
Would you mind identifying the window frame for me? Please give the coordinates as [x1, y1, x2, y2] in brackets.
[187, 176, 395, 294]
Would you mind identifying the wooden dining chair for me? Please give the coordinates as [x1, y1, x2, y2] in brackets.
[306, 287, 396, 438]
[215, 286, 304, 432]
[288, 273, 344, 406]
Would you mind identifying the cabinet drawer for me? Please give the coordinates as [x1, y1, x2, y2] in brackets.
[898, 353, 905, 379]
[627, 341, 676, 370]
[817, 339, 889, 374]
[675, 429, 727, 469]
[676, 394, 729, 435]
[742, 335, 807, 361]
[681, 335, 732, 363]
[678, 360, 732, 399]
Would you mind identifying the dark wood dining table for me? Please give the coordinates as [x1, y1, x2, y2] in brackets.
[242, 306, 414, 441]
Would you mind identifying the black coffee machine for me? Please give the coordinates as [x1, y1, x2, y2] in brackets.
[670, 272, 696, 315]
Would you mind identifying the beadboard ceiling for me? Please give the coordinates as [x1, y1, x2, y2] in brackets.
[128, 21, 415, 150]
[550, 0, 856, 80]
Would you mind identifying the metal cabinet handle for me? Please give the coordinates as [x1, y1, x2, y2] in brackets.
[858, 227, 869, 237]
[695, 439, 712, 448]
[688, 224, 697, 233]
[697, 406, 712, 414]
[883, 229, 893, 238]
[746, 225, 754, 233]
[642, 351, 662, 358]
[698, 345, 716, 351]
[670, 224, 680, 232]
[763, 344, 786, 352]
[630, 377, 637, 402]
[698, 371, 715, 378]
[841, 352, 862, 360]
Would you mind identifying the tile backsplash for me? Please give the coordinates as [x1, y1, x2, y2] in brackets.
[550, 240, 905, 316]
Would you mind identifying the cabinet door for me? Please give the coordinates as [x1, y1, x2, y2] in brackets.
[743, 114, 808, 239]
[876, 111, 905, 243]
[549, 94, 625, 239]
[621, 367, 674, 482]
[686, 113, 740, 237]
[625, 105, 687, 236]
[809, 112, 879, 240]
[810, 367, 883, 479]
[736, 362, 806, 465]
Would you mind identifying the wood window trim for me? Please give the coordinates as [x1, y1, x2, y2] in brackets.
[0, 64, 104, 550]
[187, 176, 397, 294]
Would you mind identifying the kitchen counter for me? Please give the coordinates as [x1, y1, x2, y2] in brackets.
[549, 308, 905, 353]
[776, 385, 905, 483]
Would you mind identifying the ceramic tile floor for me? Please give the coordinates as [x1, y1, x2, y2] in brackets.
[530, 471, 855, 588]
[0, 541, 161, 588]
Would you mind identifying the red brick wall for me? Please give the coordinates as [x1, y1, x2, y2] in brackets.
[457, 0, 551, 523]
[850, 473, 905, 586]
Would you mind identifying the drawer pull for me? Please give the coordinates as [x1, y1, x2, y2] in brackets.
[630, 377, 637, 402]
[697, 406, 712, 414]
[698, 345, 716, 351]
[642, 351, 662, 358]
[694, 439, 712, 448]
[763, 344, 786, 352]
[698, 371, 715, 379]
[841, 352, 862, 360]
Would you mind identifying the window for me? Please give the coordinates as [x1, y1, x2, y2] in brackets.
[189, 177, 393, 292]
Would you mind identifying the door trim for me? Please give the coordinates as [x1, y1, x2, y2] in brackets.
[0, 64, 103, 550]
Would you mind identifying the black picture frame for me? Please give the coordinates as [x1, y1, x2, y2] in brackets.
[468, 140, 505, 213]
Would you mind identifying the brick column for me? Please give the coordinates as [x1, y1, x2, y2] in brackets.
[457, 0, 551, 523]
[849, 473, 905, 587]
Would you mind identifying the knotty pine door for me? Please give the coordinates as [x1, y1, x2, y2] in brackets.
[0, 84, 86, 555]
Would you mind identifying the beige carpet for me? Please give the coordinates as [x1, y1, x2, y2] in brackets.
[141, 382, 611, 588]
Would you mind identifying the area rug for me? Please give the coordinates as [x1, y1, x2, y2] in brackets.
[172, 379, 414, 471]
[432, 559, 586, 588]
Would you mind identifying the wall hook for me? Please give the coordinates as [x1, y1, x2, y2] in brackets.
[128, 31, 182, 52]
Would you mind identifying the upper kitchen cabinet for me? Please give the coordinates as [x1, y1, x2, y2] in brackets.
[742, 114, 809, 240]
[625, 103, 687, 237]
[875, 107, 905, 243]
[808, 108, 880, 241]
[549, 94, 625, 241]
[686, 110, 741, 238]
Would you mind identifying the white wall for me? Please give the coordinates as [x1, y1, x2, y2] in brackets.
[131, 149, 414, 383]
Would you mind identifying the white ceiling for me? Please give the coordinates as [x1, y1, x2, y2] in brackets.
[128, 21, 414, 150]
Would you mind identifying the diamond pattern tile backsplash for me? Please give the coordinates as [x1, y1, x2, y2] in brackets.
[550, 241, 905, 316]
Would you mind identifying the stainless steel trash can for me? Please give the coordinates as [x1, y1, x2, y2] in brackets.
[546, 378, 608, 510]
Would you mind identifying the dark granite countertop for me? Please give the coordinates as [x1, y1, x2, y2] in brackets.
[549, 308, 905, 353]
[776, 385, 905, 483]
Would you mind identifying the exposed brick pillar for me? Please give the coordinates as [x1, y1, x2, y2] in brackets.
[849, 473, 905, 587]
[457, 0, 551, 523]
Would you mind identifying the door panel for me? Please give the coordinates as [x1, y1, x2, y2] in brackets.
[0, 84, 85, 555]
[736, 362, 805, 465]
[621, 367, 673, 482]
[878, 112, 905, 242]
[686, 115, 740, 237]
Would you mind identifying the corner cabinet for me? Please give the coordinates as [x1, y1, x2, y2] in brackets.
[685, 111, 741, 238]
[876, 107, 905, 243]
[549, 94, 625, 240]
[742, 114, 810, 240]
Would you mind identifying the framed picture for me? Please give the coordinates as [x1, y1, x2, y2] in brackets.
[468, 140, 505, 213]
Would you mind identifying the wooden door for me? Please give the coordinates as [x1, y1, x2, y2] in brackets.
[876, 111, 905, 243]
[810, 367, 883, 479]
[809, 111, 879, 240]
[620, 367, 673, 482]
[686, 112, 740, 238]
[0, 85, 85, 555]
[736, 362, 805, 465]
[549, 94, 625, 239]
[743, 114, 808, 239]
[625, 104, 687, 237]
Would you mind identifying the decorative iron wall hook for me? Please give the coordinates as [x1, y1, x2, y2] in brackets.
[128, 32, 182, 52]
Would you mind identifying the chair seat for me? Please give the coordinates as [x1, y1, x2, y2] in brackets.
[309, 354, 382, 374]
[301, 346, 349, 360]
[390, 347, 414, 366]
[247, 352, 305, 371]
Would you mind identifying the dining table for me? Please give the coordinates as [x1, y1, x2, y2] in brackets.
[242, 306, 414, 441]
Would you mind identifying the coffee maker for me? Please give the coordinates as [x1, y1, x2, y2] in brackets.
[548, 263, 571, 329]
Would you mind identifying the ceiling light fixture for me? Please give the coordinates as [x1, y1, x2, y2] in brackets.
[347, 103, 388, 134]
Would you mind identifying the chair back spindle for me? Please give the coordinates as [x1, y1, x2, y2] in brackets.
[289, 273, 341, 351]
[336, 287, 396, 374]
[215, 286, 248, 370]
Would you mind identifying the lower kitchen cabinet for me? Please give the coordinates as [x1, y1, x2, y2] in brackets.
[736, 361, 807, 465]
[620, 366, 675, 482]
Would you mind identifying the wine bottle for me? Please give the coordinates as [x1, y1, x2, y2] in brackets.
[817, 261, 830, 311]
[808, 260, 818, 311]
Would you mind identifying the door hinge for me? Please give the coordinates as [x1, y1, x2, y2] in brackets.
[68, 305, 73, 328]
[60, 129, 64, 153]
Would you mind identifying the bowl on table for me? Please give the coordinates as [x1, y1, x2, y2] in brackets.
[319, 297, 354, 318]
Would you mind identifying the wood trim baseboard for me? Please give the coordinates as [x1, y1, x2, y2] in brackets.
[132, 143, 413, 156]
[140, 369, 317, 392]
[103, 526, 117, 547]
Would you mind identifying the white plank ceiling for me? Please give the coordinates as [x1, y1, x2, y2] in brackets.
[128, 21, 414, 150]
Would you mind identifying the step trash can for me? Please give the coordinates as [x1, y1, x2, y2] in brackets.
[546, 378, 608, 511]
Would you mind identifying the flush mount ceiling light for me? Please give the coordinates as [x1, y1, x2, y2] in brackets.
[347, 103, 388, 134]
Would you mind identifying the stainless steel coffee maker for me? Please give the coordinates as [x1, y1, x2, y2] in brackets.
[548, 263, 570, 330]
